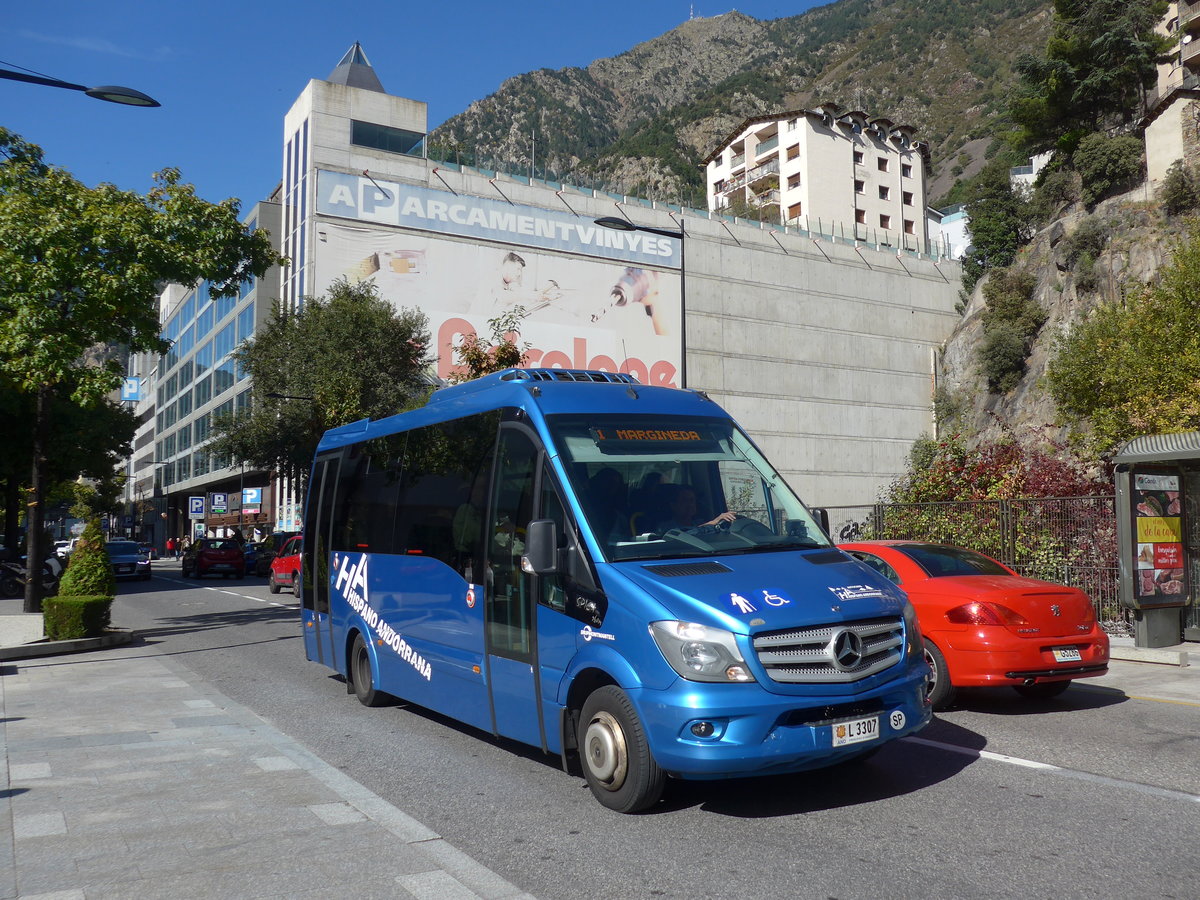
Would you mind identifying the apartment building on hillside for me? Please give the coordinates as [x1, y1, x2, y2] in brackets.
[1144, 1, 1200, 186]
[704, 104, 937, 253]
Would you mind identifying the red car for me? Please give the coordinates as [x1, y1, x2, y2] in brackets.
[268, 535, 302, 594]
[182, 538, 246, 579]
[838, 541, 1109, 709]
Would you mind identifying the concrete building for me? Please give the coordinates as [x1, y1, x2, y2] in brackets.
[703, 104, 942, 256]
[1144, 1, 1200, 187]
[124, 44, 963, 530]
[120, 202, 283, 549]
[274, 47, 960, 505]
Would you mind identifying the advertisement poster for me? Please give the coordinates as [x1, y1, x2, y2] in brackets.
[1132, 471, 1187, 606]
[313, 221, 682, 387]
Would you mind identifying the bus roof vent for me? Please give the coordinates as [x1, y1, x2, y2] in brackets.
[501, 368, 640, 385]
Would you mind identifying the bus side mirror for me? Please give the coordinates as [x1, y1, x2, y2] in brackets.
[522, 519, 559, 574]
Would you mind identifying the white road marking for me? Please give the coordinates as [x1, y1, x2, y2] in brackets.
[153, 574, 297, 607]
[903, 735, 1200, 804]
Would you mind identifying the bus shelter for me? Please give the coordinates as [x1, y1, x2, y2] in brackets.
[1113, 431, 1200, 646]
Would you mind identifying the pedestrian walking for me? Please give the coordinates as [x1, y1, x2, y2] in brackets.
[166, 537, 176, 558]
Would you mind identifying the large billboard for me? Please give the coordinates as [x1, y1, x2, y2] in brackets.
[312, 216, 683, 387]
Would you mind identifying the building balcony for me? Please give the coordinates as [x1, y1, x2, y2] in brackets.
[747, 158, 781, 190]
[730, 153, 745, 169]
[1184, 38, 1200, 67]
[717, 158, 780, 195]
[755, 135, 779, 157]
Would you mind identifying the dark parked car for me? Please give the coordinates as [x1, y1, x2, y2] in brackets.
[182, 538, 246, 579]
[253, 532, 299, 577]
[106, 540, 152, 581]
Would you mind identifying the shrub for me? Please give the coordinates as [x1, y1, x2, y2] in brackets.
[980, 321, 1030, 393]
[43, 595, 112, 640]
[1063, 216, 1108, 266]
[1159, 160, 1200, 215]
[58, 518, 115, 597]
[1073, 133, 1145, 207]
[1074, 252, 1100, 293]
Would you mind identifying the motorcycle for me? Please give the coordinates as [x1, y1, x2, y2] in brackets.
[0, 557, 61, 599]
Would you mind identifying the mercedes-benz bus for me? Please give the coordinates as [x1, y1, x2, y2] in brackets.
[301, 368, 930, 812]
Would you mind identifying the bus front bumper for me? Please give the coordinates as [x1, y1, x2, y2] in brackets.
[632, 662, 931, 780]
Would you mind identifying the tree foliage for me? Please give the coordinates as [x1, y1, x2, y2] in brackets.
[1159, 160, 1200, 216]
[57, 518, 115, 598]
[961, 160, 1031, 290]
[450, 307, 530, 383]
[0, 129, 279, 405]
[0, 128, 280, 610]
[208, 278, 433, 481]
[1047, 223, 1200, 454]
[1011, 0, 1172, 153]
[976, 268, 1046, 394]
[886, 433, 1107, 504]
[1072, 133, 1145, 207]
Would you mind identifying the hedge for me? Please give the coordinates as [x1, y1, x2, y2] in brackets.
[43, 595, 113, 640]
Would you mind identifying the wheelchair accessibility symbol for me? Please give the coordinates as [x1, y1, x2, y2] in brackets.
[761, 589, 791, 607]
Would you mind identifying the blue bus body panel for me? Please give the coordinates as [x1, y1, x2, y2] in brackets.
[329, 550, 492, 733]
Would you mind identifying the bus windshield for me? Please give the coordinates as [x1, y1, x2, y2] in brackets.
[547, 413, 831, 562]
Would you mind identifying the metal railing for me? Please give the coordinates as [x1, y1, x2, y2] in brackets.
[822, 496, 1130, 633]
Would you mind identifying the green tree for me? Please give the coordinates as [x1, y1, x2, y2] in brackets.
[0, 376, 136, 551]
[0, 129, 280, 611]
[962, 160, 1031, 290]
[1159, 160, 1200, 215]
[1073, 133, 1145, 206]
[1047, 223, 1200, 453]
[1011, 0, 1172, 153]
[208, 278, 432, 484]
[450, 307, 530, 383]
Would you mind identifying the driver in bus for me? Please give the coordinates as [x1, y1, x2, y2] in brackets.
[655, 485, 736, 533]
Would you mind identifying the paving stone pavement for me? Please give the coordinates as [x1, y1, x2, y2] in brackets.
[0, 645, 535, 900]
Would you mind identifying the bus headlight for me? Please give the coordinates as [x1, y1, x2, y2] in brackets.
[650, 621, 755, 683]
[902, 600, 924, 661]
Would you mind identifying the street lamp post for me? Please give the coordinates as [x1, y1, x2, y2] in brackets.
[0, 67, 160, 106]
[593, 216, 687, 388]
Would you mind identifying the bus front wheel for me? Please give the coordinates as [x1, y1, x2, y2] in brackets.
[578, 686, 665, 813]
[350, 634, 386, 708]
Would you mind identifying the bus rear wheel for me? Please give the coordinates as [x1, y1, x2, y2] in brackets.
[578, 686, 665, 813]
[350, 634, 386, 707]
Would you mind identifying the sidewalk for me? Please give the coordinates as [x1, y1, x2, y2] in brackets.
[0, 600, 534, 900]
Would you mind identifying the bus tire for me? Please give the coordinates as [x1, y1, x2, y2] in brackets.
[578, 685, 665, 813]
[351, 633, 387, 707]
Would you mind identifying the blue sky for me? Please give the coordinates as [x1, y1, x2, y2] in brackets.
[2, 1, 827, 213]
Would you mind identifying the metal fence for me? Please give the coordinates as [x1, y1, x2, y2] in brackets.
[822, 496, 1131, 634]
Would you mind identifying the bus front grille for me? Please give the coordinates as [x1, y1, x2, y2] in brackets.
[752, 617, 904, 683]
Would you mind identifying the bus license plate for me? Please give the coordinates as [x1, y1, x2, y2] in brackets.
[1052, 647, 1082, 662]
[832, 715, 879, 747]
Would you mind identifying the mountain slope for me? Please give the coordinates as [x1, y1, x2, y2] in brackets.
[429, 0, 1053, 204]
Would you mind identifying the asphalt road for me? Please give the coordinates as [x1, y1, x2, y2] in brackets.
[113, 564, 1200, 900]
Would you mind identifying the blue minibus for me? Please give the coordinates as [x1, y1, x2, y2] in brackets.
[301, 368, 930, 812]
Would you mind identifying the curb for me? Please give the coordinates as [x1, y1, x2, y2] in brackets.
[1109, 645, 1191, 667]
[0, 628, 135, 662]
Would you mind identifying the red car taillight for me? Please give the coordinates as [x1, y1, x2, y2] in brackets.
[945, 601, 1030, 626]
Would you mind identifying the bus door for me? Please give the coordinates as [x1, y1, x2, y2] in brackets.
[302, 453, 341, 667]
[485, 426, 545, 748]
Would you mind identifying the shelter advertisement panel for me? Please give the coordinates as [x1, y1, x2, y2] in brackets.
[1130, 469, 1189, 608]
[312, 220, 682, 387]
